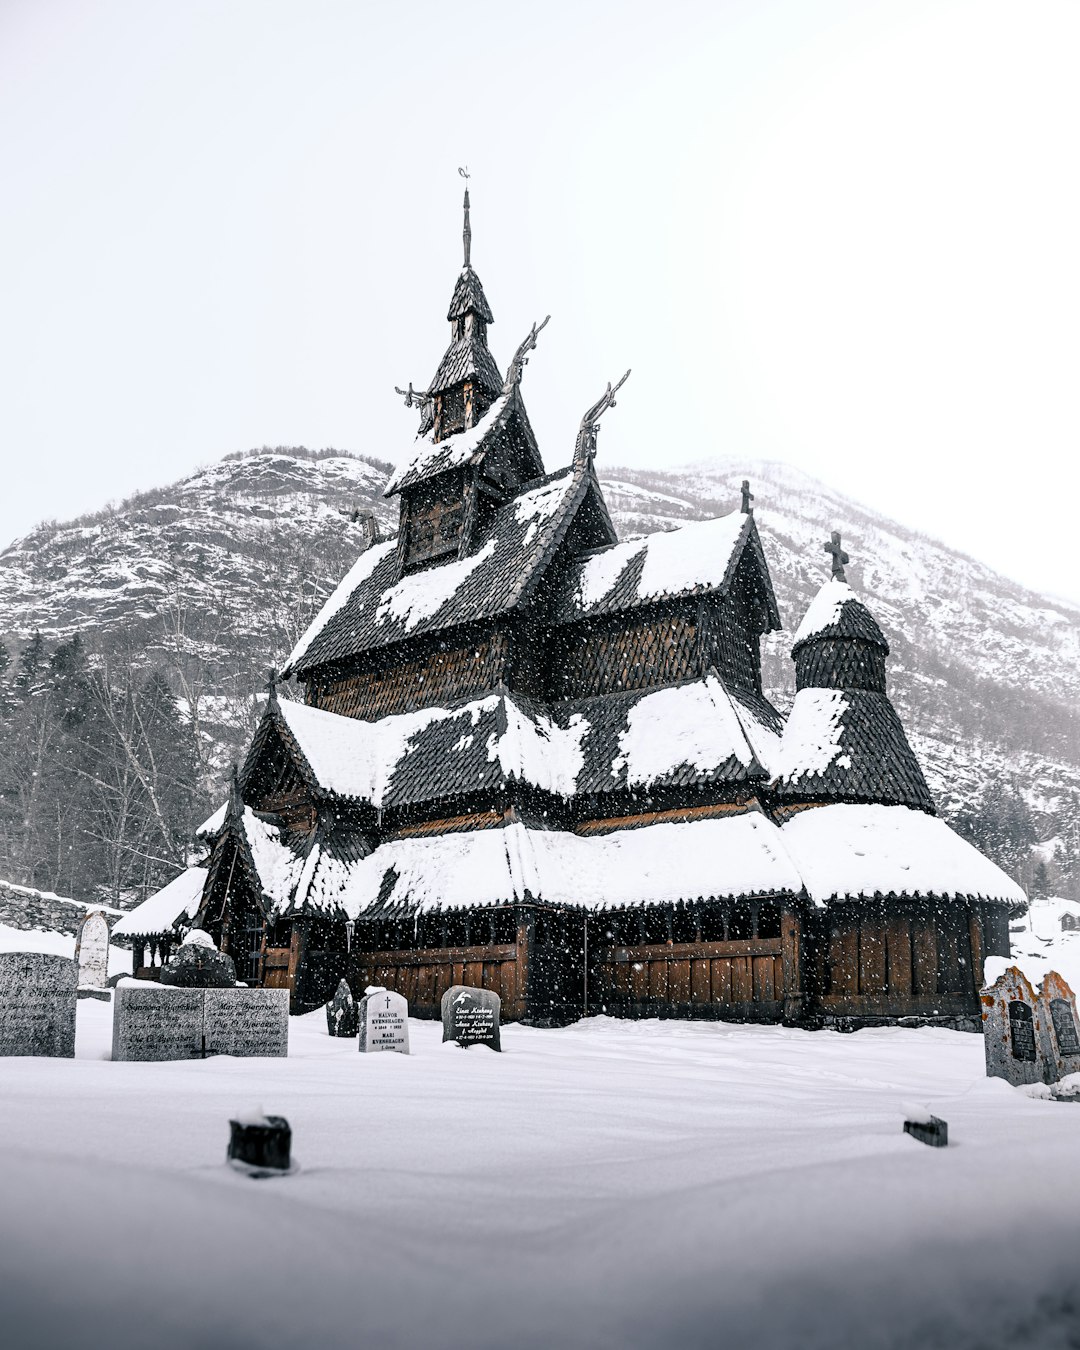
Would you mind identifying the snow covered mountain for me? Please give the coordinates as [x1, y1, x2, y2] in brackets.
[1, 447, 1076, 883]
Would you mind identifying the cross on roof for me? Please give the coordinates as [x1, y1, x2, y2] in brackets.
[824, 530, 850, 581]
[741, 479, 754, 514]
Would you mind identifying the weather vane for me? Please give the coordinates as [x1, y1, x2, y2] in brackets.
[458, 165, 470, 180]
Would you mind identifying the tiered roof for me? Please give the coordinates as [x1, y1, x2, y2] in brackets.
[775, 549, 934, 813]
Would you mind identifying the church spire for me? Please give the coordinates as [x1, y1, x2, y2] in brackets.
[463, 184, 472, 268]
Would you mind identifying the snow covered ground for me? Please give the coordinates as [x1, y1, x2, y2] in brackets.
[1, 1005, 1079, 1349]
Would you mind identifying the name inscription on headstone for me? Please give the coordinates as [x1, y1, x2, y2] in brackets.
[112, 986, 203, 1062]
[359, 987, 409, 1054]
[1050, 998, 1080, 1057]
[441, 985, 501, 1051]
[1008, 1001, 1037, 1062]
[0, 953, 78, 1058]
[112, 986, 288, 1061]
[205, 988, 289, 1058]
[981, 967, 1048, 1087]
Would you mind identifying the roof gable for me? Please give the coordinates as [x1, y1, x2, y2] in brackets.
[550, 511, 780, 628]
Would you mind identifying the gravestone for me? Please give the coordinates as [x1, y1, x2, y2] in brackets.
[981, 965, 1050, 1086]
[159, 930, 237, 989]
[75, 911, 110, 989]
[441, 985, 501, 1051]
[112, 984, 204, 1062]
[204, 988, 289, 1058]
[1037, 970, 1080, 1082]
[0, 952, 78, 1057]
[112, 986, 288, 1061]
[358, 986, 409, 1054]
[326, 979, 358, 1038]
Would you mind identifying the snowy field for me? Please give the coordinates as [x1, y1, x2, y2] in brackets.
[1, 1005, 1079, 1350]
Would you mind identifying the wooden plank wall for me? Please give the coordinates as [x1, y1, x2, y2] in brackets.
[351, 943, 523, 1021]
[820, 903, 980, 1017]
[593, 939, 784, 1019]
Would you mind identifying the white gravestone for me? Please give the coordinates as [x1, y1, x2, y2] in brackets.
[358, 986, 410, 1054]
[75, 911, 110, 989]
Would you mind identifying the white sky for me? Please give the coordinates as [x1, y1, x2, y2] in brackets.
[1, 0, 1078, 601]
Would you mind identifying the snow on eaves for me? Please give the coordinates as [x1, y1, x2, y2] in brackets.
[337, 813, 802, 917]
[242, 808, 306, 918]
[281, 540, 396, 676]
[196, 802, 227, 838]
[611, 676, 757, 786]
[792, 578, 858, 647]
[774, 689, 850, 781]
[112, 866, 208, 937]
[376, 540, 497, 631]
[780, 803, 1027, 907]
[564, 511, 751, 620]
[384, 394, 510, 496]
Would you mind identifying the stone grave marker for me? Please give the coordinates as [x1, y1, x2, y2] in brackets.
[112, 984, 204, 1062]
[326, 979, 358, 1038]
[358, 986, 409, 1054]
[75, 910, 110, 990]
[981, 965, 1050, 1086]
[441, 985, 501, 1051]
[0, 952, 78, 1057]
[204, 988, 289, 1058]
[1037, 970, 1080, 1082]
[159, 930, 237, 989]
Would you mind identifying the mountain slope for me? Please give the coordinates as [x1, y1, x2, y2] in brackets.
[1, 447, 1076, 895]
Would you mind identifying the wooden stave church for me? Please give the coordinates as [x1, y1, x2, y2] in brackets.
[126, 189, 1025, 1029]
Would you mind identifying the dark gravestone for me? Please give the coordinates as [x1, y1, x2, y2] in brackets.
[204, 988, 289, 1058]
[0, 952, 78, 1058]
[1008, 1001, 1036, 1062]
[1050, 1000, 1080, 1056]
[326, 979, 358, 1038]
[903, 1115, 948, 1148]
[441, 985, 501, 1051]
[227, 1113, 292, 1176]
[359, 986, 409, 1054]
[112, 985, 204, 1062]
[159, 932, 237, 989]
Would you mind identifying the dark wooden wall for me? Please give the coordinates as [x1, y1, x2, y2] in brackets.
[307, 626, 510, 721]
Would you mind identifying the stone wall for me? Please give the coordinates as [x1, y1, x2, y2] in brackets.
[0, 880, 124, 940]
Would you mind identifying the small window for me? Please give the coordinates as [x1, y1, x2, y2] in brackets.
[757, 902, 781, 940]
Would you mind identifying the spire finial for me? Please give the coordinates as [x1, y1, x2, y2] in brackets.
[741, 479, 754, 514]
[573, 370, 631, 464]
[824, 530, 850, 581]
[458, 166, 471, 267]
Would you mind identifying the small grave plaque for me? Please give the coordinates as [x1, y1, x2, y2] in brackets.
[1050, 1000, 1080, 1056]
[981, 966, 1049, 1086]
[112, 984, 204, 1061]
[204, 988, 289, 1058]
[441, 985, 501, 1051]
[358, 986, 409, 1054]
[75, 911, 110, 989]
[326, 979, 358, 1038]
[0, 952, 77, 1058]
[227, 1111, 292, 1177]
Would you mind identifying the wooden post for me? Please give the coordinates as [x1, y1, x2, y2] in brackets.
[968, 906, 985, 993]
[781, 900, 803, 1024]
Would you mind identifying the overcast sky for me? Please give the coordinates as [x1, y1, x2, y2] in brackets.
[1, 0, 1078, 601]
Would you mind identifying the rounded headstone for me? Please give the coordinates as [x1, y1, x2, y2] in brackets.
[326, 979, 358, 1038]
[75, 911, 110, 988]
[441, 985, 501, 1051]
[160, 941, 237, 989]
[358, 986, 409, 1054]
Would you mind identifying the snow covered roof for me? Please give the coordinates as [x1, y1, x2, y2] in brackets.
[551, 511, 780, 628]
[780, 804, 1026, 908]
[282, 466, 592, 675]
[792, 577, 888, 654]
[248, 675, 783, 813]
[112, 867, 208, 938]
[196, 802, 227, 839]
[324, 813, 802, 917]
[774, 688, 935, 812]
[384, 393, 511, 496]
